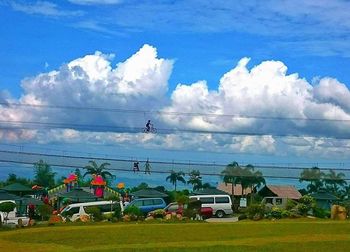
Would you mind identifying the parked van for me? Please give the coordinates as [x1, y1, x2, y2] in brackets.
[126, 198, 166, 214]
[59, 200, 123, 222]
[189, 195, 233, 218]
[0, 200, 30, 226]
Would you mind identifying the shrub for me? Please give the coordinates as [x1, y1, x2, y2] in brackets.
[85, 206, 102, 221]
[37, 204, 53, 221]
[296, 203, 309, 216]
[281, 210, 291, 218]
[246, 204, 265, 220]
[238, 214, 247, 221]
[114, 206, 122, 219]
[286, 199, 297, 210]
[48, 215, 62, 225]
[149, 209, 166, 218]
[313, 208, 330, 219]
[299, 195, 315, 206]
[270, 207, 283, 219]
[123, 205, 143, 220]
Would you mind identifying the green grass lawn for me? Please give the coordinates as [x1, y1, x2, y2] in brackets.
[0, 219, 349, 251]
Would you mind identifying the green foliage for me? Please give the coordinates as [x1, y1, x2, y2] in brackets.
[37, 204, 53, 221]
[85, 206, 103, 221]
[269, 207, 283, 219]
[129, 182, 149, 193]
[313, 207, 330, 219]
[238, 214, 247, 220]
[299, 195, 315, 206]
[296, 203, 309, 216]
[34, 160, 56, 188]
[166, 170, 186, 191]
[124, 205, 143, 218]
[286, 199, 297, 210]
[246, 204, 265, 220]
[187, 170, 203, 191]
[184, 199, 201, 219]
[175, 193, 189, 206]
[83, 160, 114, 181]
[5, 173, 32, 187]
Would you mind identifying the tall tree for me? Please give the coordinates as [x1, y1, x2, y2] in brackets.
[166, 170, 186, 191]
[323, 170, 347, 195]
[221, 162, 242, 197]
[187, 170, 202, 191]
[34, 160, 56, 188]
[5, 173, 32, 187]
[299, 167, 324, 193]
[83, 160, 114, 180]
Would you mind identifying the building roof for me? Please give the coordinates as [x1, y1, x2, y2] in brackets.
[0, 189, 22, 200]
[130, 188, 168, 198]
[58, 188, 99, 202]
[309, 191, 339, 201]
[217, 183, 252, 196]
[260, 185, 302, 200]
[192, 188, 229, 195]
[2, 183, 33, 192]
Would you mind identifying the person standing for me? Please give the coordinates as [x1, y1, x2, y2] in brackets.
[144, 158, 151, 174]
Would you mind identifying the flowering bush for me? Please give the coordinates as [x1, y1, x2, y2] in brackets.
[48, 215, 62, 225]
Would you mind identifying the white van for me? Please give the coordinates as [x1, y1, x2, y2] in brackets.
[189, 195, 233, 218]
[0, 200, 30, 226]
[59, 201, 123, 222]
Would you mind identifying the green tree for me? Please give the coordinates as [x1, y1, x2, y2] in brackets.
[323, 170, 347, 196]
[5, 173, 32, 187]
[83, 161, 114, 180]
[166, 170, 186, 191]
[221, 162, 242, 197]
[34, 160, 56, 188]
[299, 167, 324, 193]
[187, 170, 202, 191]
[0, 201, 16, 224]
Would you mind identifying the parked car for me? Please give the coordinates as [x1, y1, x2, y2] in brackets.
[59, 200, 123, 222]
[164, 202, 213, 219]
[189, 195, 233, 218]
[126, 198, 166, 214]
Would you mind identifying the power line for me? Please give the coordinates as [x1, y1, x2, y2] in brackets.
[1, 102, 350, 123]
[1, 149, 350, 172]
[2, 120, 350, 140]
[2, 142, 348, 166]
[0, 159, 349, 181]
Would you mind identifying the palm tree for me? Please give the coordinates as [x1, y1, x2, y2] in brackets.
[323, 170, 347, 195]
[187, 170, 202, 191]
[83, 160, 114, 180]
[221, 162, 242, 198]
[166, 170, 186, 191]
[299, 167, 324, 193]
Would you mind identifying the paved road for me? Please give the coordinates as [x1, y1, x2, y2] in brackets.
[205, 216, 239, 223]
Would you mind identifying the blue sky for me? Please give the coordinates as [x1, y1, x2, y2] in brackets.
[1, 0, 350, 187]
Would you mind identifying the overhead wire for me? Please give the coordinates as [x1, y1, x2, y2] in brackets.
[0, 159, 349, 181]
[1, 119, 350, 140]
[1, 102, 350, 122]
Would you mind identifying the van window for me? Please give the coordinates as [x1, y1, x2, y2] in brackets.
[275, 198, 283, 205]
[64, 207, 79, 216]
[97, 204, 113, 213]
[133, 200, 143, 207]
[153, 199, 163, 205]
[200, 197, 214, 204]
[143, 199, 154, 206]
[215, 197, 229, 203]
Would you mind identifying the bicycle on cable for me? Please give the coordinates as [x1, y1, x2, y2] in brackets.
[143, 120, 157, 133]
